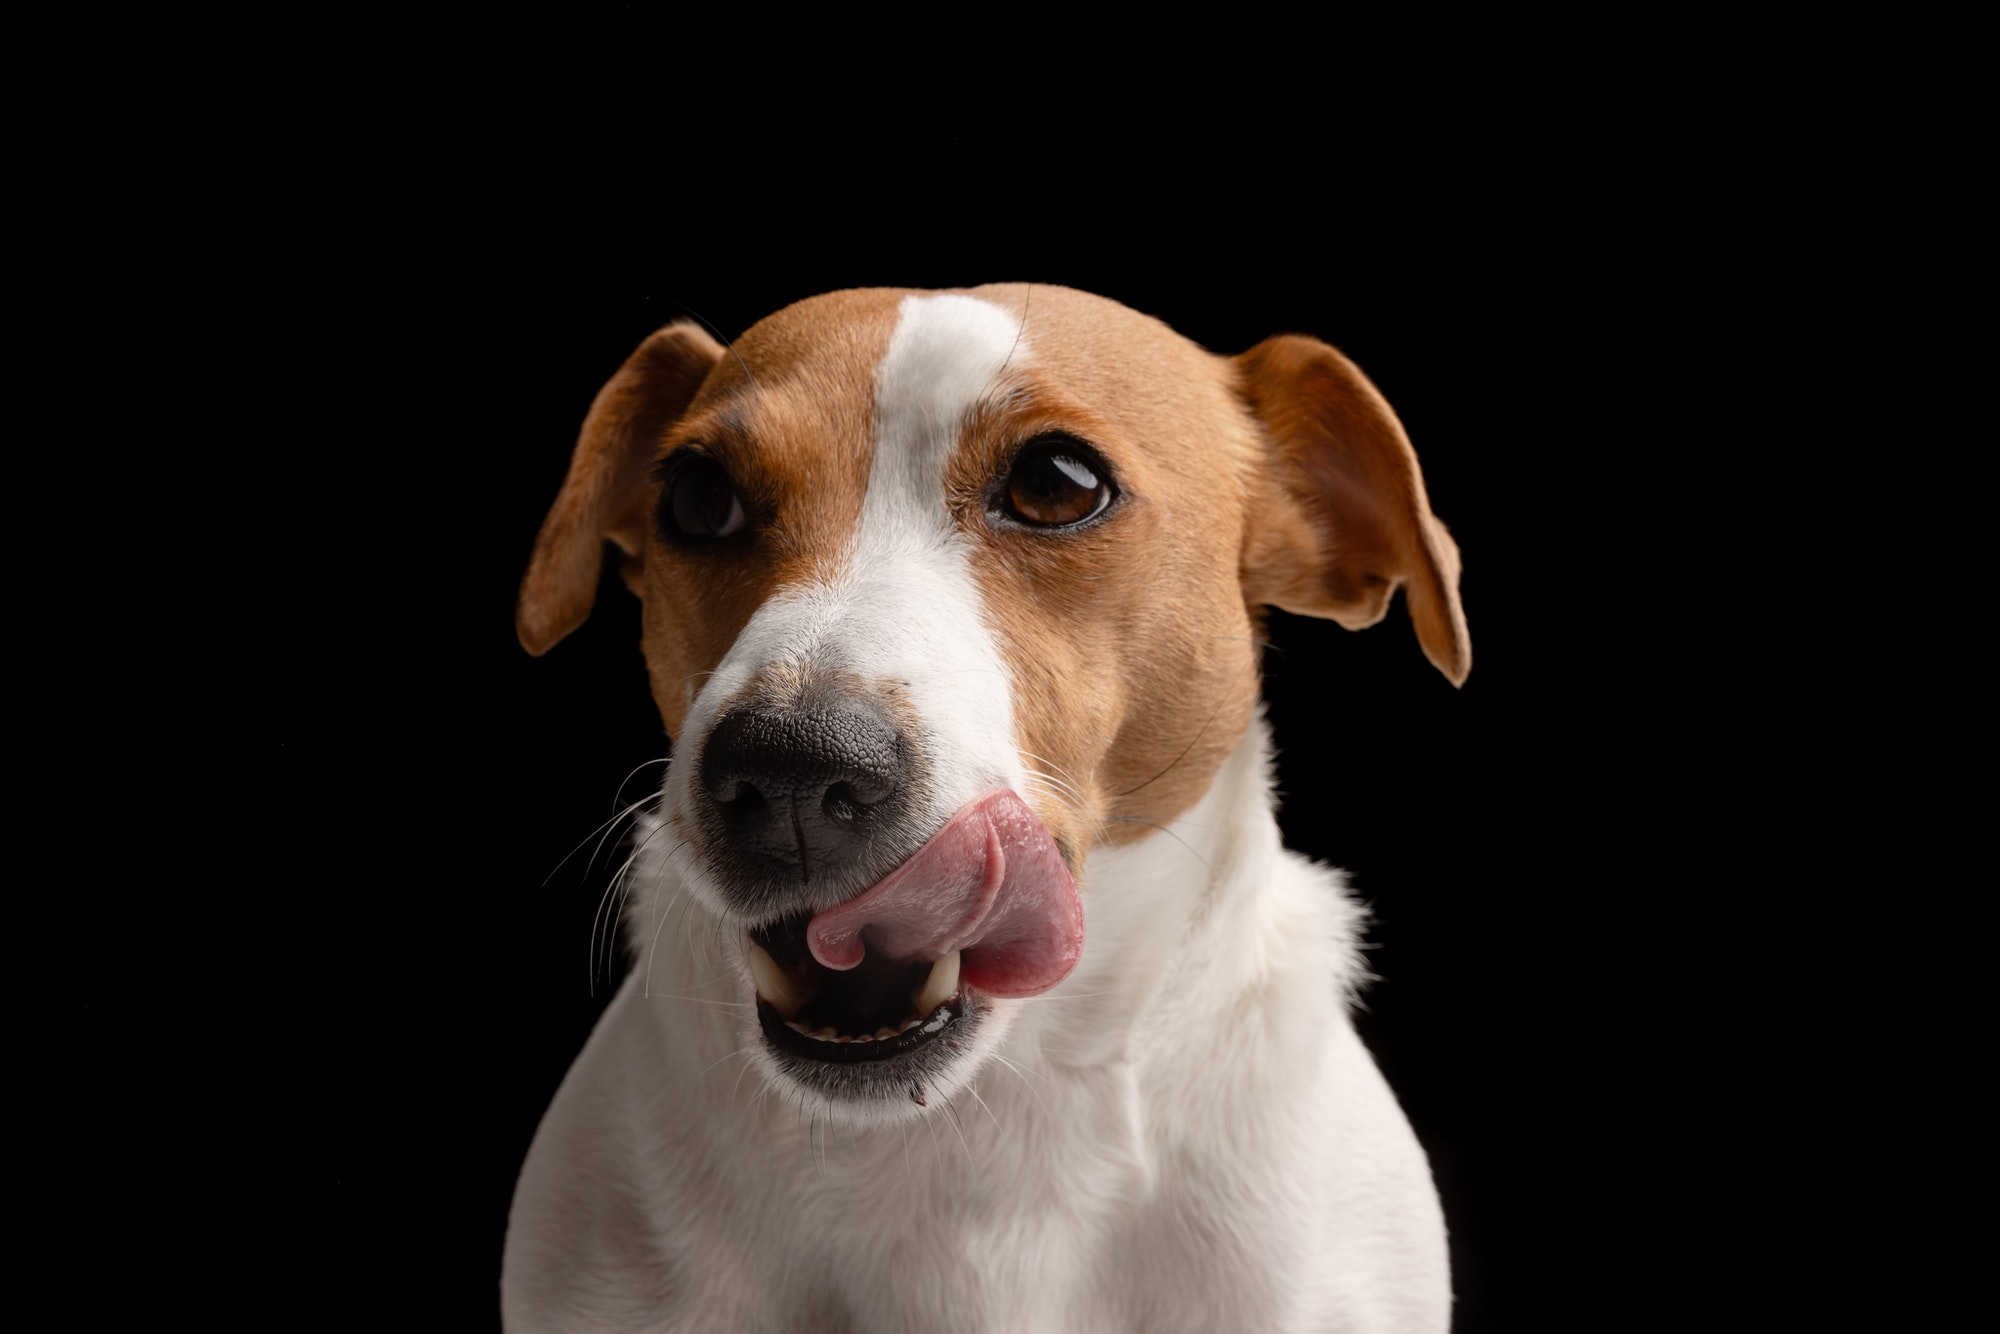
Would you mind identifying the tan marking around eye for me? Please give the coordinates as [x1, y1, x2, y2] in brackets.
[950, 285, 1269, 858]
[640, 292, 910, 739]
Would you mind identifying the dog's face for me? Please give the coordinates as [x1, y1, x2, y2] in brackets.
[519, 285, 1468, 1120]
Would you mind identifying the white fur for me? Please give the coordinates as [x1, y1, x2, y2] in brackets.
[503, 295, 1451, 1332]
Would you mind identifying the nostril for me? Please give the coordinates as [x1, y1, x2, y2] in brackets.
[821, 777, 892, 824]
[718, 783, 767, 814]
[841, 772, 894, 807]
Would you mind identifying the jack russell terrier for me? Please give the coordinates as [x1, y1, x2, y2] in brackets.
[505, 285, 1470, 1332]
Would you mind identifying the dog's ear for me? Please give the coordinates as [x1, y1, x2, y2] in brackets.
[517, 322, 725, 656]
[1235, 335, 1471, 686]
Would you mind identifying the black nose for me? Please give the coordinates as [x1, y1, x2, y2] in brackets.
[698, 698, 907, 888]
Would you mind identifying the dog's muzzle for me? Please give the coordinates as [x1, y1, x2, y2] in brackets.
[692, 696, 1084, 1095]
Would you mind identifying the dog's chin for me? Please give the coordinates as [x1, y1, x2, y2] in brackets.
[740, 916, 1010, 1125]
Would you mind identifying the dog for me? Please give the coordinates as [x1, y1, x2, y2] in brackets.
[504, 285, 1470, 1332]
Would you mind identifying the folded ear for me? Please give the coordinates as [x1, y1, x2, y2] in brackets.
[1236, 334, 1470, 686]
[516, 322, 725, 656]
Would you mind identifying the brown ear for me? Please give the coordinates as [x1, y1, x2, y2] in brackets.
[516, 322, 725, 655]
[1236, 334, 1471, 686]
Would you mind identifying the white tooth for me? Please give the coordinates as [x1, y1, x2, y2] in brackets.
[746, 938, 806, 1020]
[809, 1026, 838, 1041]
[914, 951, 961, 1017]
[875, 1027, 899, 1041]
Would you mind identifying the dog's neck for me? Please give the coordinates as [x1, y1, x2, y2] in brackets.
[1010, 708, 1360, 1070]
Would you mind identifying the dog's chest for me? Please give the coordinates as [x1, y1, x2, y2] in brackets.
[638, 1048, 1323, 1333]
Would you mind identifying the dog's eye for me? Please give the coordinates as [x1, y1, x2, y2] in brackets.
[658, 452, 748, 541]
[1002, 439, 1113, 528]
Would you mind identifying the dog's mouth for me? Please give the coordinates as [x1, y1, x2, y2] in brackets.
[737, 789, 1084, 1092]
[748, 916, 966, 1062]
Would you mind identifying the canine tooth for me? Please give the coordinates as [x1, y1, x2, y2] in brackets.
[913, 950, 961, 1017]
[746, 938, 807, 1020]
[809, 1026, 838, 1040]
[875, 1027, 899, 1041]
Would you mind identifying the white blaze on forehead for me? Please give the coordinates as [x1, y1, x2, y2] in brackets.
[832, 293, 1030, 799]
[867, 292, 1026, 526]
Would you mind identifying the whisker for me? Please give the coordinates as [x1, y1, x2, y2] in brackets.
[998, 286, 1031, 380]
[666, 300, 757, 393]
[608, 820, 682, 961]
[1016, 769, 1078, 804]
[919, 1097, 947, 1170]
[1116, 706, 1221, 800]
[542, 765, 667, 889]
[643, 992, 750, 1010]
[899, 665, 1011, 691]
[984, 1052, 1052, 1117]
[1012, 751, 1120, 844]
[730, 1048, 760, 1103]
[593, 820, 681, 993]
[634, 836, 701, 996]
[1016, 748, 1087, 786]
[1108, 815, 1211, 870]
[699, 1046, 756, 1081]
[963, 1082, 1005, 1135]
[1006, 988, 1115, 1005]
[746, 1079, 777, 1117]
[1016, 768, 1114, 851]
[940, 1096, 973, 1161]
[664, 871, 721, 985]
[1017, 772, 1086, 816]
[1024, 777, 1084, 808]
[1016, 752, 1090, 805]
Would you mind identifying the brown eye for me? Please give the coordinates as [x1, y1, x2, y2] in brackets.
[658, 451, 747, 541]
[1002, 439, 1114, 528]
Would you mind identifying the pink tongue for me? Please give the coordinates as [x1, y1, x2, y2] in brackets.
[804, 790, 1083, 999]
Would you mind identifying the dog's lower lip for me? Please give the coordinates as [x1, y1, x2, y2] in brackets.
[757, 995, 968, 1064]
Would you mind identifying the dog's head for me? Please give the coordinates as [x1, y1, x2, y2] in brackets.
[518, 286, 1468, 1119]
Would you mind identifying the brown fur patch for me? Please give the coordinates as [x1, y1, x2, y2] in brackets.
[946, 285, 1269, 850]
[1234, 334, 1471, 686]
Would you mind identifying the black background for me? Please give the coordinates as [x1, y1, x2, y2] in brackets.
[270, 139, 1819, 1330]
[4, 7, 1966, 1315]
